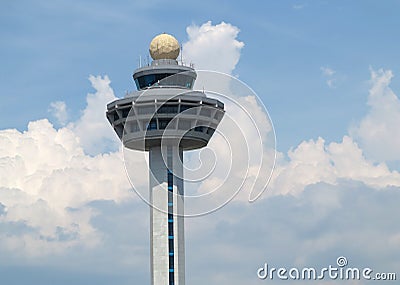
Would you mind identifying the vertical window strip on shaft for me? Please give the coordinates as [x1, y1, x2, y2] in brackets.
[167, 147, 174, 285]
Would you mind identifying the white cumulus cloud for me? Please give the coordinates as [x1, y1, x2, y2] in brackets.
[0, 119, 135, 256]
[182, 21, 244, 75]
[270, 136, 400, 196]
[69, 75, 120, 156]
[351, 68, 400, 162]
[48, 101, 68, 126]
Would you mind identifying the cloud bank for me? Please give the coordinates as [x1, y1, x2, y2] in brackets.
[0, 118, 131, 257]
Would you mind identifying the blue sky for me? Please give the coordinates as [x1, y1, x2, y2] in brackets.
[2, 0, 400, 151]
[1, 1, 400, 284]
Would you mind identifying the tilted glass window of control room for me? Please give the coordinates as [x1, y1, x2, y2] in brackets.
[134, 73, 195, 90]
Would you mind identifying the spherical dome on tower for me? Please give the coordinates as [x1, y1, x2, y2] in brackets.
[149, 33, 180, 60]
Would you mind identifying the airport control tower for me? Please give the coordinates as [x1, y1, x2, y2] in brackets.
[106, 33, 224, 285]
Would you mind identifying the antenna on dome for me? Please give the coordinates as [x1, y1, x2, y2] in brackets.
[180, 44, 183, 65]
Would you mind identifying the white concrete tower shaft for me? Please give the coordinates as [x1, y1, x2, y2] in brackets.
[150, 146, 184, 285]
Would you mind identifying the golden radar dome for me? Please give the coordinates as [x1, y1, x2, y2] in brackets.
[149, 33, 180, 60]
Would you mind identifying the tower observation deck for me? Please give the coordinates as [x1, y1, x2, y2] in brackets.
[106, 33, 224, 285]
